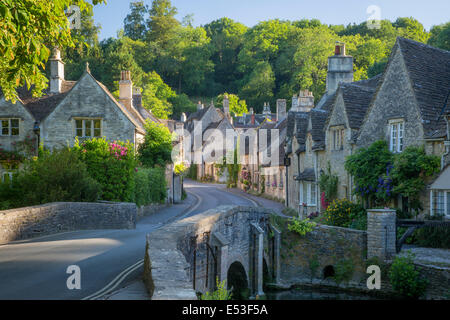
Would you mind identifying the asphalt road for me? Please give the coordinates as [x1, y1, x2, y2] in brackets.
[0, 180, 256, 300]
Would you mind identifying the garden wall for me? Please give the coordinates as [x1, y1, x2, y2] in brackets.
[279, 224, 368, 289]
[0, 202, 136, 244]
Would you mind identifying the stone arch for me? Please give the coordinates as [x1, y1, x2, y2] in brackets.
[227, 261, 249, 300]
[323, 265, 335, 279]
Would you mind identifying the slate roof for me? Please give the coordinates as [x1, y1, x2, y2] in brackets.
[309, 109, 329, 150]
[187, 107, 209, 121]
[1, 81, 77, 121]
[340, 82, 378, 130]
[396, 37, 450, 138]
[294, 168, 316, 181]
[292, 113, 309, 146]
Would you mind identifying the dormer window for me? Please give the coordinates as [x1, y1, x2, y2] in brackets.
[389, 120, 404, 153]
[330, 127, 344, 151]
[75, 119, 102, 138]
[0, 119, 19, 136]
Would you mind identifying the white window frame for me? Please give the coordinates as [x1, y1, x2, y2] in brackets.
[431, 189, 449, 217]
[389, 120, 404, 153]
[0, 118, 20, 136]
[74, 118, 102, 138]
[300, 182, 317, 206]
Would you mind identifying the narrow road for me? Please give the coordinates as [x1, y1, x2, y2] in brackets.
[0, 179, 256, 300]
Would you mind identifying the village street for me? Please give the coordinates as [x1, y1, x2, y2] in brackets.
[0, 180, 270, 300]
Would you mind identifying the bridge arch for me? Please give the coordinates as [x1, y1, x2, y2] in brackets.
[227, 261, 249, 299]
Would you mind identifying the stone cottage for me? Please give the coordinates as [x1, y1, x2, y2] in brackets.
[356, 37, 450, 216]
[0, 49, 159, 181]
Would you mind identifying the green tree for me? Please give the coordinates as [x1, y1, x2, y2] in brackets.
[216, 93, 248, 116]
[204, 18, 247, 93]
[124, 1, 149, 41]
[239, 61, 275, 111]
[428, 22, 450, 51]
[0, 0, 106, 102]
[138, 120, 173, 167]
[142, 71, 176, 119]
[146, 0, 179, 46]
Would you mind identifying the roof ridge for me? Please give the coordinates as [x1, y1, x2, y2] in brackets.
[397, 36, 450, 55]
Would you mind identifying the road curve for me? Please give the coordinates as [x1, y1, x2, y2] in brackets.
[0, 180, 255, 300]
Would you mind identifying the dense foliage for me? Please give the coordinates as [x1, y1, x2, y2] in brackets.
[138, 120, 173, 168]
[287, 217, 316, 236]
[318, 163, 338, 203]
[346, 141, 440, 213]
[0, 0, 105, 102]
[200, 278, 232, 300]
[134, 167, 167, 207]
[389, 252, 428, 299]
[0, 147, 100, 209]
[320, 198, 367, 230]
[345, 140, 394, 206]
[73, 138, 137, 202]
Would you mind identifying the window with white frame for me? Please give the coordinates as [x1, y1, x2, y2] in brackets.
[0, 119, 19, 136]
[389, 120, 404, 153]
[432, 190, 449, 217]
[1, 172, 13, 183]
[75, 119, 102, 138]
[299, 182, 317, 206]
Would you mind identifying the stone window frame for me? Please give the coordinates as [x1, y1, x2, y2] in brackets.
[1, 171, 13, 183]
[388, 118, 404, 153]
[73, 118, 102, 138]
[329, 125, 345, 151]
[0, 118, 20, 136]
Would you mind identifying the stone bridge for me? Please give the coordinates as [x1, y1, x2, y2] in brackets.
[144, 206, 281, 299]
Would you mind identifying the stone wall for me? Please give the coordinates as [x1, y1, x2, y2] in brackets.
[279, 223, 368, 288]
[0, 202, 136, 244]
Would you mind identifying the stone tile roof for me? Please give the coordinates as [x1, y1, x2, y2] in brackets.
[397, 37, 450, 138]
[187, 106, 209, 121]
[310, 109, 329, 150]
[1, 81, 77, 121]
[294, 168, 316, 181]
[340, 82, 378, 130]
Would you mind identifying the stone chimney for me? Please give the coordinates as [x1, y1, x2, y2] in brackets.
[297, 90, 315, 112]
[119, 71, 133, 110]
[250, 108, 255, 125]
[292, 94, 299, 110]
[326, 41, 353, 94]
[223, 94, 230, 117]
[49, 48, 65, 94]
[276, 99, 287, 122]
[197, 101, 203, 111]
[181, 112, 187, 122]
[263, 102, 272, 121]
[132, 87, 142, 110]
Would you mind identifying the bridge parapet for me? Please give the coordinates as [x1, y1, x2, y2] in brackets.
[144, 205, 278, 300]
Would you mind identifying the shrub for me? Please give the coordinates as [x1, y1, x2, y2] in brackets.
[389, 252, 428, 299]
[138, 120, 173, 168]
[0, 147, 100, 209]
[73, 138, 137, 202]
[333, 259, 355, 286]
[409, 225, 450, 249]
[200, 278, 232, 300]
[288, 217, 316, 236]
[134, 167, 167, 207]
[320, 198, 367, 229]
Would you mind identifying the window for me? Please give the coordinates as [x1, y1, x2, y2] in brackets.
[432, 190, 449, 217]
[1, 172, 13, 183]
[0, 119, 19, 136]
[330, 128, 345, 150]
[390, 121, 404, 153]
[299, 181, 317, 206]
[75, 119, 102, 138]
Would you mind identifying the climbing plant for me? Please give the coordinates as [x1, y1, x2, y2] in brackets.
[318, 162, 338, 203]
